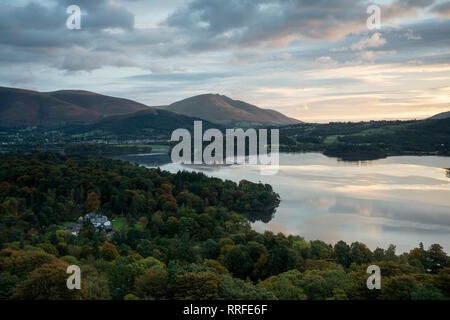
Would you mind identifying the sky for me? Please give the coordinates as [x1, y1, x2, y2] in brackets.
[0, 0, 449, 122]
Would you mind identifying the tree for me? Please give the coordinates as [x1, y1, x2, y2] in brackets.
[433, 267, 450, 297]
[334, 241, 351, 267]
[218, 274, 276, 299]
[0, 248, 57, 277]
[310, 240, 332, 260]
[298, 272, 328, 300]
[384, 244, 397, 262]
[326, 288, 348, 300]
[373, 248, 385, 261]
[174, 272, 220, 300]
[411, 283, 446, 300]
[426, 244, 448, 273]
[292, 239, 311, 259]
[379, 275, 417, 300]
[12, 262, 85, 300]
[204, 259, 229, 275]
[253, 254, 269, 281]
[81, 264, 111, 300]
[350, 242, 373, 265]
[135, 268, 168, 300]
[220, 245, 251, 278]
[85, 191, 100, 213]
[100, 241, 119, 261]
[258, 270, 307, 300]
[0, 272, 19, 299]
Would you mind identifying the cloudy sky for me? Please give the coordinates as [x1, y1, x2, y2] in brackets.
[1, 0, 449, 122]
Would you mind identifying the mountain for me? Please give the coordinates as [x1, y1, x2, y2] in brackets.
[0, 87, 102, 127]
[429, 111, 450, 120]
[0, 87, 300, 130]
[160, 94, 301, 126]
[0, 87, 149, 127]
[47, 90, 148, 116]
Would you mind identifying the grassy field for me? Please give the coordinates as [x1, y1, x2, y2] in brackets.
[323, 135, 341, 144]
[112, 217, 125, 231]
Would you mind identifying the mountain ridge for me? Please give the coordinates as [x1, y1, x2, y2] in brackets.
[0, 87, 103, 127]
[46, 90, 149, 116]
[0, 86, 301, 128]
[429, 110, 450, 120]
[160, 93, 301, 126]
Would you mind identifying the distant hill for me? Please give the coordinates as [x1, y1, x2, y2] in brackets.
[160, 94, 301, 126]
[0, 87, 102, 127]
[47, 90, 148, 116]
[0, 87, 299, 130]
[429, 111, 450, 120]
[0, 87, 149, 128]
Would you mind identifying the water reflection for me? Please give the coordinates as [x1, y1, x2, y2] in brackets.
[120, 152, 450, 253]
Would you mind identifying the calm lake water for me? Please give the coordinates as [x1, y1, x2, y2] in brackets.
[119, 152, 450, 253]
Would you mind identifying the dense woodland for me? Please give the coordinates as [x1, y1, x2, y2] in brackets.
[0, 152, 448, 300]
[64, 143, 154, 156]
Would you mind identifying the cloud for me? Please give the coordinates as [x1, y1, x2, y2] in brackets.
[163, 0, 439, 52]
[315, 56, 338, 67]
[54, 46, 138, 72]
[405, 29, 422, 40]
[431, 1, 450, 16]
[127, 71, 235, 82]
[351, 33, 387, 51]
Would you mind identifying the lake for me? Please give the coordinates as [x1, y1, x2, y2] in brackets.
[118, 152, 450, 254]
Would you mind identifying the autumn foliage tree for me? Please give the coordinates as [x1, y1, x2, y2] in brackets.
[174, 272, 220, 300]
[85, 192, 100, 213]
[100, 242, 119, 261]
[12, 262, 84, 300]
[135, 268, 168, 299]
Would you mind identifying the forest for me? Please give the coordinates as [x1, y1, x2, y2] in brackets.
[0, 152, 448, 300]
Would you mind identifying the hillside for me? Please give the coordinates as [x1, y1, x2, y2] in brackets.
[0, 87, 150, 128]
[161, 94, 301, 126]
[429, 111, 450, 120]
[0, 87, 102, 127]
[47, 90, 149, 116]
[80, 108, 220, 136]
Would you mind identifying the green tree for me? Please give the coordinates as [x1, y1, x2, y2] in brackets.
[0, 272, 19, 299]
[411, 283, 446, 300]
[334, 241, 351, 267]
[379, 275, 417, 300]
[426, 244, 448, 274]
[258, 270, 306, 300]
[220, 245, 251, 279]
